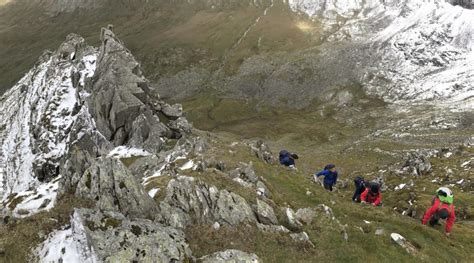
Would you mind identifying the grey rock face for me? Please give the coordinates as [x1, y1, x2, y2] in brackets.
[200, 249, 260, 263]
[87, 27, 190, 147]
[159, 176, 256, 228]
[75, 158, 158, 219]
[254, 199, 278, 225]
[76, 209, 192, 262]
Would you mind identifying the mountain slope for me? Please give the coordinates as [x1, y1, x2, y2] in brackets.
[1, 0, 472, 109]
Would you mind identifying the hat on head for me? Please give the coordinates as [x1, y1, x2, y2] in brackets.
[325, 164, 336, 170]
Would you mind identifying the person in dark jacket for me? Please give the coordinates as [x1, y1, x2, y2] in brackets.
[352, 176, 366, 202]
[315, 164, 338, 191]
[279, 150, 298, 168]
[360, 182, 382, 206]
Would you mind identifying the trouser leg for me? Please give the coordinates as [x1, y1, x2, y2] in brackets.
[324, 184, 333, 191]
[429, 213, 440, 227]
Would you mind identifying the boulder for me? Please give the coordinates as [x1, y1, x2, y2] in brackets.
[254, 199, 278, 225]
[161, 103, 183, 118]
[295, 208, 317, 225]
[290, 232, 315, 248]
[159, 176, 256, 228]
[200, 249, 260, 263]
[390, 233, 418, 255]
[283, 207, 303, 229]
[77, 209, 191, 262]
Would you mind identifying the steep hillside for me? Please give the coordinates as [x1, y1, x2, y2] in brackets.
[0, 27, 473, 263]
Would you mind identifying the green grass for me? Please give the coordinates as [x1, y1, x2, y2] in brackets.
[182, 135, 474, 262]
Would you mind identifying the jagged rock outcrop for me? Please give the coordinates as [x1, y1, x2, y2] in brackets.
[0, 33, 98, 207]
[35, 209, 192, 262]
[158, 176, 256, 228]
[199, 249, 260, 263]
[88, 26, 177, 150]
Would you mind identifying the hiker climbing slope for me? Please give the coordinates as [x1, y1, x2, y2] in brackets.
[315, 164, 338, 191]
[422, 187, 456, 236]
[279, 150, 298, 168]
[360, 182, 382, 206]
[352, 176, 366, 202]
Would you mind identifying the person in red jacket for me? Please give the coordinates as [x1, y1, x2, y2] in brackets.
[422, 187, 456, 236]
[360, 182, 382, 206]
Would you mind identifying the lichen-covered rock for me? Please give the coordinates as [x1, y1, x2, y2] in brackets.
[200, 249, 260, 263]
[159, 176, 256, 228]
[254, 199, 278, 225]
[77, 209, 191, 262]
[75, 158, 158, 218]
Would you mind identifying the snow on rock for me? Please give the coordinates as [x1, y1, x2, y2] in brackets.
[390, 232, 418, 254]
[107, 146, 151, 159]
[288, 0, 474, 108]
[35, 210, 97, 263]
[179, 160, 195, 170]
[2, 177, 61, 218]
[148, 188, 160, 198]
[0, 35, 98, 216]
[395, 184, 406, 191]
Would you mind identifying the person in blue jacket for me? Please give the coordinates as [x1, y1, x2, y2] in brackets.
[315, 164, 338, 191]
[279, 150, 299, 168]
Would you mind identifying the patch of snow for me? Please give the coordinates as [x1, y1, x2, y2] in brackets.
[461, 160, 471, 167]
[147, 188, 160, 198]
[457, 179, 464, 184]
[180, 160, 194, 170]
[0, 52, 98, 211]
[8, 177, 61, 218]
[395, 184, 406, 191]
[35, 210, 97, 262]
[107, 146, 151, 159]
[143, 164, 166, 185]
[288, 0, 474, 108]
[364, 220, 371, 224]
